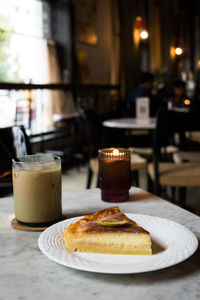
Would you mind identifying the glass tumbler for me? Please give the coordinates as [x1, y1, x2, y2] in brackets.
[12, 154, 62, 226]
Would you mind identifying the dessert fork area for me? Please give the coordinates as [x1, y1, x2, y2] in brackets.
[1, 187, 200, 300]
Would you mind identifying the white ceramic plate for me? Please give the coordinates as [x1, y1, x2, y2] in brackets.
[38, 214, 198, 274]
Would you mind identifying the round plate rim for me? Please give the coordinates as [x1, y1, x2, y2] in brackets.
[38, 213, 198, 274]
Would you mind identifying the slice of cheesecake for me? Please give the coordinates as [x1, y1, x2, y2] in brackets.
[63, 206, 152, 255]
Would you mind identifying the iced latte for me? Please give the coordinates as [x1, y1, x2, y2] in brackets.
[12, 154, 62, 225]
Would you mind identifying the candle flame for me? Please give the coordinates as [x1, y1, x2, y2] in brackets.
[113, 149, 119, 156]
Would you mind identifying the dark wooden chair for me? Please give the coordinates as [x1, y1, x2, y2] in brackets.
[148, 109, 200, 206]
[0, 126, 32, 193]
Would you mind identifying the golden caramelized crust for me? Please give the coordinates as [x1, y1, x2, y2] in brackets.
[63, 207, 152, 255]
[64, 206, 150, 234]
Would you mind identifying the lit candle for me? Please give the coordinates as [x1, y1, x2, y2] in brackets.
[98, 148, 131, 202]
[113, 149, 120, 156]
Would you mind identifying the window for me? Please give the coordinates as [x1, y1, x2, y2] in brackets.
[0, 0, 53, 132]
[0, 0, 47, 83]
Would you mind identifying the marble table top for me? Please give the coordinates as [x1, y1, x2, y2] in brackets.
[1, 187, 200, 300]
[102, 118, 156, 129]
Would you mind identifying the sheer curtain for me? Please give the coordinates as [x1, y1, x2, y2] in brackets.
[43, 41, 76, 129]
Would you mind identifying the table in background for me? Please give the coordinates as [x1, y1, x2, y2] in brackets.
[102, 118, 156, 148]
[0, 187, 200, 300]
[102, 117, 156, 130]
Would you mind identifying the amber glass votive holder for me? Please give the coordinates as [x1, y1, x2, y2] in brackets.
[98, 148, 131, 202]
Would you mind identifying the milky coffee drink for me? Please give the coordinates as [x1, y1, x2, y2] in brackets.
[12, 154, 62, 225]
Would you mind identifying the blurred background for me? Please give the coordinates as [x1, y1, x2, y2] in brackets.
[1, 0, 200, 131]
[1, 0, 200, 212]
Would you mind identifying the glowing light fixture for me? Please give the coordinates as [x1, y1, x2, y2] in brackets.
[184, 99, 191, 106]
[175, 47, 183, 55]
[140, 30, 149, 40]
[136, 16, 142, 22]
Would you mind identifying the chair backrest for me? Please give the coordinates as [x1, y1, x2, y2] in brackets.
[152, 109, 200, 193]
[0, 126, 32, 180]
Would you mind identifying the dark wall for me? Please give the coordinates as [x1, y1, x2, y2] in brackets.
[45, 0, 73, 81]
[119, 0, 141, 98]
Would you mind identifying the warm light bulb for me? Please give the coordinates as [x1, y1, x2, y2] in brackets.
[140, 30, 148, 40]
[136, 16, 142, 22]
[113, 149, 119, 156]
[175, 47, 183, 55]
[184, 99, 190, 106]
